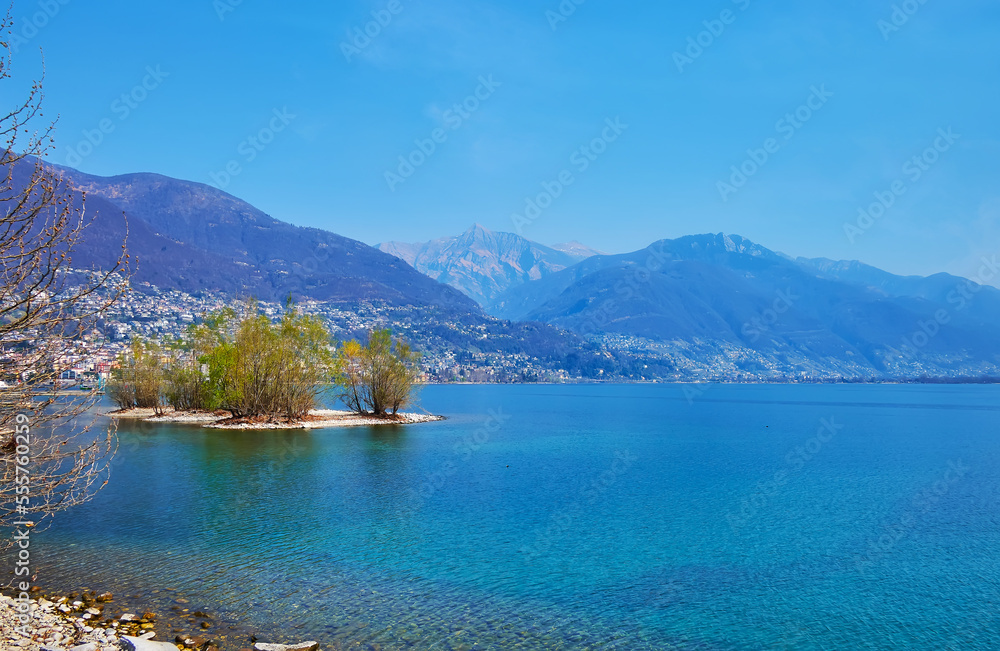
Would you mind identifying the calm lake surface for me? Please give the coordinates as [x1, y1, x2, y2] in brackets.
[32, 384, 1000, 649]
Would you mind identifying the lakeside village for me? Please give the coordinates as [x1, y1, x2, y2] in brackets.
[3, 272, 996, 390]
[1, 276, 573, 390]
[0, 279, 809, 389]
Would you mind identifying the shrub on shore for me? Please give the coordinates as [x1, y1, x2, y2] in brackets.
[110, 306, 423, 421]
[198, 301, 333, 419]
[111, 300, 336, 420]
[106, 339, 167, 414]
[334, 328, 420, 417]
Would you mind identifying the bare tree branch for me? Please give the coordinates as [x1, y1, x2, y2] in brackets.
[0, 7, 131, 548]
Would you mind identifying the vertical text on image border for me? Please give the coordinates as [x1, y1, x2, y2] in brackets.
[11, 413, 35, 637]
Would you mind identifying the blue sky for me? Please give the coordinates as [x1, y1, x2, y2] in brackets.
[4, 0, 999, 282]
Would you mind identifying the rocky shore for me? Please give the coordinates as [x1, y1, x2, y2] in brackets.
[0, 593, 317, 651]
[109, 408, 444, 430]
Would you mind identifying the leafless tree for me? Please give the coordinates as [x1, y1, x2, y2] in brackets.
[0, 9, 130, 548]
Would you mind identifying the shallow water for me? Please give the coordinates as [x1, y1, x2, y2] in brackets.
[23, 384, 1000, 649]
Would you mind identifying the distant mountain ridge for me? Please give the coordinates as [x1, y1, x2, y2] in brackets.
[14, 152, 1000, 379]
[377, 224, 599, 307]
[492, 233, 1000, 376]
[24, 160, 478, 310]
[7, 157, 635, 378]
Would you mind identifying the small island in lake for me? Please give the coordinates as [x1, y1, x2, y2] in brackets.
[105, 306, 438, 430]
[109, 407, 443, 429]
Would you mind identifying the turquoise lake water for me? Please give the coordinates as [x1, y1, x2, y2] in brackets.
[29, 384, 1000, 649]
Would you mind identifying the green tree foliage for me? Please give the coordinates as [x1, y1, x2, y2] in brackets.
[109, 301, 335, 420]
[197, 300, 334, 419]
[106, 339, 166, 413]
[163, 354, 210, 412]
[334, 329, 421, 417]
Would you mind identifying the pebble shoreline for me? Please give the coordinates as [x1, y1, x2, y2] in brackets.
[1, 410, 438, 649]
[0, 594, 317, 651]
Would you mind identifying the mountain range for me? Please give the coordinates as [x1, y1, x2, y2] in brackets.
[32, 159, 478, 310]
[489, 233, 1000, 376]
[377, 224, 600, 306]
[376, 224, 1000, 377]
[11, 154, 1000, 379]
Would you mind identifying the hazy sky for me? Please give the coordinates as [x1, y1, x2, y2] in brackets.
[5, 0, 999, 282]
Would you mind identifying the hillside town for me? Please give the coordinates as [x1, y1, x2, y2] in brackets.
[4, 272, 998, 393]
[4, 275, 576, 388]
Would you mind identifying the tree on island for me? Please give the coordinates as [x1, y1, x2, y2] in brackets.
[109, 301, 339, 421]
[200, 301, 334, 419]
[0, 8, 130, 544]
[151, 300, 334, 420]
[334, 329, 421, 417]
[106, 339, 167, 414]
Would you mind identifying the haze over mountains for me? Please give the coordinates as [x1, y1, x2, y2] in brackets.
[377, 224, 601, 307]
[493, 233, 1000, 376]
[385, 227, 1000, 377]
[13, 155, 1000, 379]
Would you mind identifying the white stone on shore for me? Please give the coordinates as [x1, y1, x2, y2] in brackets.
[253, 643, 320, 651]
[120, 636, 176, 651]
